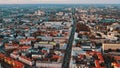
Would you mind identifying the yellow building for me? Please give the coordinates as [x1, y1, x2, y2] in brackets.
[102, 43, 120, 50]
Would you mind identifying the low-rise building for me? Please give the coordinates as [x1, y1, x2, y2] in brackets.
[5, 43, 19, 49]
[102, 43, 120, 51]
[18, 56, 34, 66]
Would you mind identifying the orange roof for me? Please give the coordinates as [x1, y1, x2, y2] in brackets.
[4, 43, 19, 49]
[0, 53, 24, 68]
[97, 53, 104, 62]
[114, 56, 120, 61]
[6, 57, 12, 61]
[112, 62, 120, 67]
[86, 51, 96, 55]
[94, 52, 106, 68]
[18, 46, 31, 50]
[13, 61, 24, 68]
[5, 43, 19, 46]
[21, 46, 31, 49]
[115, 64, 120, 67]
[52, 55, 61, 59]
[95, 60, 100, 68]
[95, 60, 105, 68]
[78, 54, 84, 58]
[27, 38, 36, 41]
[20, 39, 28, 42]
[20, 38, 36, 43]
[0, 53, 5, 58]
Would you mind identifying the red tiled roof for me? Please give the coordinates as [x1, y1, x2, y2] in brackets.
[52, 55, 61, 59]
[0, 53, 5, 58]
[114, 56, 120, 61]
[95, 60, 100, 68]
[0, 53, 24, 68]
[13, 61, 24, 68]
[112, 62, 120, 67]
[96, 53, 104, 62]
[5, 43, 19, 47]
[20, 38, 36, 43]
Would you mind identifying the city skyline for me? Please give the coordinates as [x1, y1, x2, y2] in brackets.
[0, 0, 120, 4]
[0, 1, 120, 68]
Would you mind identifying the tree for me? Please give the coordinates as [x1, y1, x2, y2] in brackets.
[108, 49, 112, 52]
[76, 23, 81, 32]
[116, 49, 120, 52]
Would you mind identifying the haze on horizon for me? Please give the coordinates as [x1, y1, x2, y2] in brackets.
[0, 0, 120, 4]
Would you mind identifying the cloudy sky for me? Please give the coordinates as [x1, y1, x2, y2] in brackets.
[0, 0, 120, 4]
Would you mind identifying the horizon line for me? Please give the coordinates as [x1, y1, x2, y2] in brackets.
[0, 3, 120, 5]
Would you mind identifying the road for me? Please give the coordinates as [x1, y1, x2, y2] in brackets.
[62, 8, 76, 68]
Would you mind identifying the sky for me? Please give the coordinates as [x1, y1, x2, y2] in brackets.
[0, 0, 120, 4]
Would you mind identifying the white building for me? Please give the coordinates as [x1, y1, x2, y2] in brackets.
[18, 56, 34, 66]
